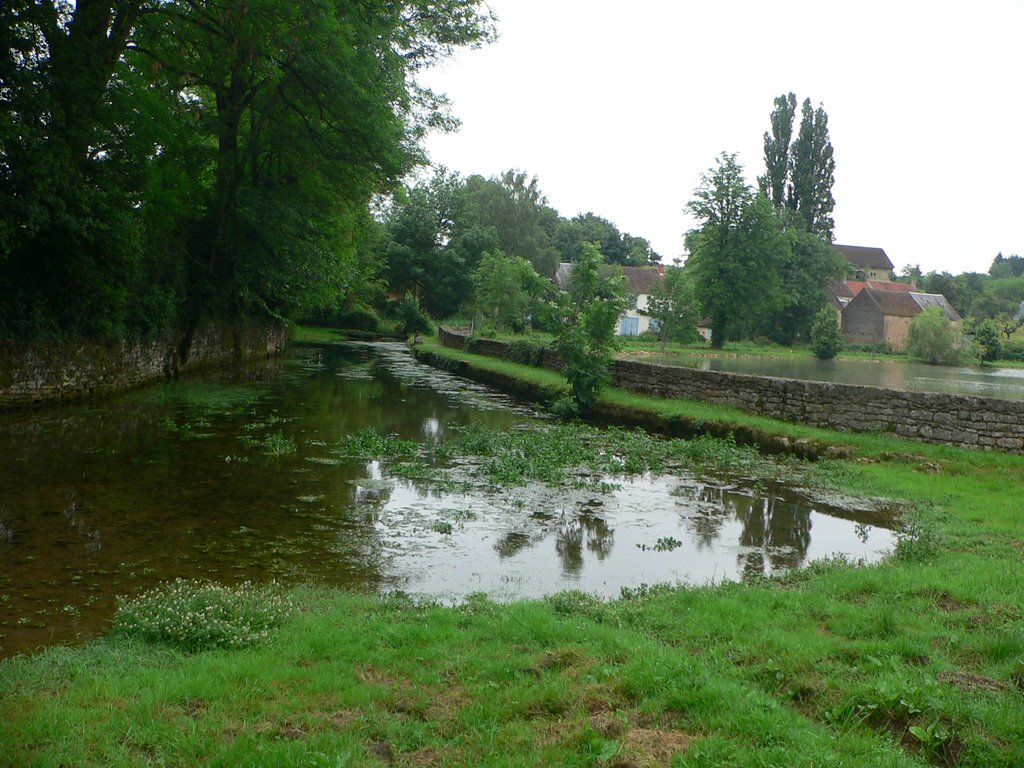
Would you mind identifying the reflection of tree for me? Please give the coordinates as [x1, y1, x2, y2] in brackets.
[494, 531, 534, 558]
[556, 509, 615, 576]
[733, 494, 812, 580]
[687, 485, 814, 581]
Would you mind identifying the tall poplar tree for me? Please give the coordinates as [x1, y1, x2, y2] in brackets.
[790, 99, 836, 240]
[758, 93, 836, 241]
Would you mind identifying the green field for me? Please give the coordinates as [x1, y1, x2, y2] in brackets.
[2, 341, 1023, 767]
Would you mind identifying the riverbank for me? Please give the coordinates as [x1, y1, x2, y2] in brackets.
[2, 340, 1023, 766]
[0, 321, 286, 409]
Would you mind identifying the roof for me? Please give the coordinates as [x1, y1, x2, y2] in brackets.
[834, 244, 894, 271]
[553, 262, 665, 295]
[620, 265, 664, 295]
[910, 292, 962, 322]
[846, 288, 961, 321]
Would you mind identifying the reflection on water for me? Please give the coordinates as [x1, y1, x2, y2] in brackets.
[661, 356, 1024, 400]
[0, 342, 895, 658]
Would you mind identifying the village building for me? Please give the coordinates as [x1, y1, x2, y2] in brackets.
[553, 262, 665, 337]
[841, 288, 962, 351]
[834, 244, 895, 282]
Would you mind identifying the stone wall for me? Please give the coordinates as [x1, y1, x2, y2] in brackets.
[0, 323, 287, 408]
[437, 327, 1024, 452]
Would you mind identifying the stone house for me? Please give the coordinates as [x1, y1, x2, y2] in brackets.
[834, 244, 895, 282]
[841, 288, 962, 350]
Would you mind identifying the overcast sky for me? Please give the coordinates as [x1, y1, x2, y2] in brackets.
[420, 0, 1023, 276]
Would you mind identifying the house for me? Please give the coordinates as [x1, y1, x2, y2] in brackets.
[829, 278, 914, 310]
[618, 265, 665, 336]
[841, 288, 962, 351]
[834, 244, 895, 282]
[553, 262, 665, 337]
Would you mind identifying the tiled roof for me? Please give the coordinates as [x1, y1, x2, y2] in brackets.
[834, 244, 894, 271]
[554, 262, 665, 295]
[620, 266, 665, 295]
[854, 288, 962, 321]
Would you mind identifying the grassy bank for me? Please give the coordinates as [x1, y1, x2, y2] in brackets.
[2, 344, 1023, 767]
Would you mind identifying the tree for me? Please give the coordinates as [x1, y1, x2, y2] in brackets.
[472, 250, 546, 332]
[463, 171, 560, 277]
[646, 266, 699, 351]
[685, 153, 785, 348]
[789, 98, 836, 240]
[974, 319, 1002, 364]
[758, 93, 836, 241]
[907, 306, 962, 365]
[553, 213, 661, 267]
[758, 92, 797, 207]
[989, 253, 1024, 279]
[0, 0, 496, 343]
[553, 243, 628, 415]
[384, 169, 482, 319]
[810, 307, 843, 360]
[760, 221, 846, 344]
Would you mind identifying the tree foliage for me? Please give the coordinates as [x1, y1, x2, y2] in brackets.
[758, 93, 836, 241]
[685, 153, 785, 348]
[472, 250, 547, 333]
[810, 307, 843, 360]
[646, 266, 699, 350]
[907, 306, 962, 365]
[974, 319, 1002, 364]
[553, 244, 627, 415]
[554, 213, 660, 267]
[0, 0, 495, 342]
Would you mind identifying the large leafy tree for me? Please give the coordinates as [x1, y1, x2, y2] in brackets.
[759, 220, 847, 344]
[0, 0, 495, 342]
[758, 93, 836, 241]
[553, 213, 661, 267]
[384, 169, 484, 319]
[463, 171, 560, 277]
[471, 250, 547, 332]
[685, 153, 786, 348]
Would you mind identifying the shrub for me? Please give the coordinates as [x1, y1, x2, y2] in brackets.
[386, 293, 433, 336]
[810, 307, 843, 360]
[974, 319, 1002, 364]
[336, 305, 381, 332]
[112, 579, 294, 652]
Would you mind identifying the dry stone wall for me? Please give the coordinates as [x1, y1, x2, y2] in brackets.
[437, 327, 1024, 452]
[0, 323, 286, 408]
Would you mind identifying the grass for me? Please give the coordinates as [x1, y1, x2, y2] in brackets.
[3, 344, 1024, 766]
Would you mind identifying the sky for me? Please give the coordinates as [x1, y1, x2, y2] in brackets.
[419, 0, 1024, 276]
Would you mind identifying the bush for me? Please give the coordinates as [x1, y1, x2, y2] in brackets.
[386, 293, 433, 336]
[335, 305, 381, 332]
[974, 319, 1002, 364]
[112, 579, 294, 652]
[810, 307, 843, 360]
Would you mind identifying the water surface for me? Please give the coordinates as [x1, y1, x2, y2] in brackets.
[651, 355, 1024, 401]
[0, 342, 895, 657]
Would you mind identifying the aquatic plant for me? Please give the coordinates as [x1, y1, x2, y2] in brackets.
[337, 427, 418, 459]
[112, 579, 294, 652]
